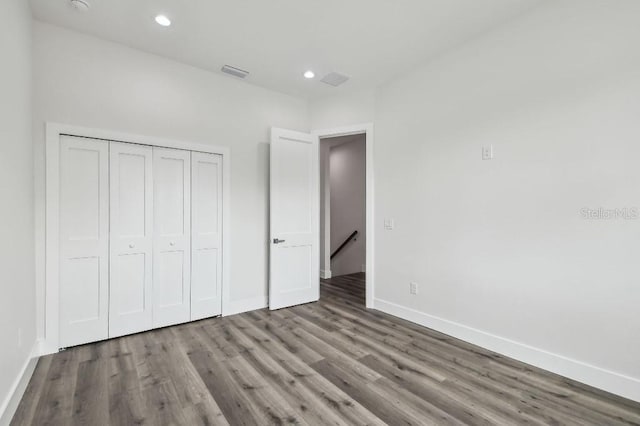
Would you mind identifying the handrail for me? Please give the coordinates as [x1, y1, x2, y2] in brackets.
[331, 230, 358, 259]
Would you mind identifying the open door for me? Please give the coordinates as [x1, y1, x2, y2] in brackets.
[269, 128, 319, 310]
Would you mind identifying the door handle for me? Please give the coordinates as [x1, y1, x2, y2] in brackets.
[169, 241, 175, 246]
[129, 243, 135, 248]
[273, 238, 286, 244]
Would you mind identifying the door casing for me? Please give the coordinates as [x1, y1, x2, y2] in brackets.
[312, 123, 375, 309]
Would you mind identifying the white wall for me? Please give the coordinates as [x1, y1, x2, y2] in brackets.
[0, 0, 36, 420]
[311, 0, 640, 402]
[374, 0, 640, 401]
[33, 22, 309, 331]
[330, 136, 366, 276]
[310, 89, 375, 130]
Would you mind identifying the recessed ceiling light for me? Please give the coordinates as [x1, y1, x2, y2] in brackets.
[155, 15, 171, 27]
[69, 0, 90, 12]
[304, 70, 315, 79]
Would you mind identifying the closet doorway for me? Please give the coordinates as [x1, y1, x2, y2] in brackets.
[43, 124, 230, 353]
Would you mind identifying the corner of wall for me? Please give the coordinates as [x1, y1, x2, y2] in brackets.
[0, 0, 37, 422]
[0, 341, 40, 426]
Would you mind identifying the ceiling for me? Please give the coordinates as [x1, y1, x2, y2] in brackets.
[30, 0, 542, 100]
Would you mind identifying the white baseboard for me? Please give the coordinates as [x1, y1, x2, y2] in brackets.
[223, 295, 268, 316]
[38, 340, 58, 357]
[320, 269, 332, 279]
[374, 298, 640, 403]
[0, 342, 40, 426]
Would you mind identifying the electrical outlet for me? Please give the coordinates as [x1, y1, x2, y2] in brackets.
[482, 145, 494, 160]
[384, 218, 395, 230]
[410, 282, 418, 295]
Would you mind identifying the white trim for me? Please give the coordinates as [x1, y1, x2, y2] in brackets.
[374, 298, 640, 403]
[0, 342, 40, 426]
[320, 269, 332, 279]
[44, 124, 60, 355]
[43, 122, 231, 354]
[313, 123, 374, 309]
[224, 296, 268, 317]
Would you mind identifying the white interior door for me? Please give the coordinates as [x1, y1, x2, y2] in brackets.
[191, 151, 223, 320]
[109, 141, 154, 337]
[269, 128, 319, 310]
[153, 147, 191, 328]
[59, 136, 109, 347]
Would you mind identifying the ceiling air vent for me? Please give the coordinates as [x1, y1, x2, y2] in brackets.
[320, 72, 349, 87]
[221, 65, 249, 79]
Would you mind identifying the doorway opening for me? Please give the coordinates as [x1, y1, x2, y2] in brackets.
[319, 133, 367, 305]
[268, 125, 373, 311]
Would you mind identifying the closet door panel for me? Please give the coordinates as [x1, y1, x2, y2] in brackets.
[153, 147, 191, 328]
[59, 136, 109, 348]
[109, 141, 153, 338]
[191, 152, 223, 320]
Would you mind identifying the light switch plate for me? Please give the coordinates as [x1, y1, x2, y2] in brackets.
[482, 145, 493, 160]
[410, 282, 418, 295]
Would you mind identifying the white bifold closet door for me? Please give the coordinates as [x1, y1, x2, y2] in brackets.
[109, 142, 154, 338]
[59, 136, 110, 348]
[153, 147, 191, 328]
[58, 137, 224, 347]
[191, 152, 223, 320]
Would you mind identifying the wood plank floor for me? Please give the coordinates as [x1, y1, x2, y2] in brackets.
[12, 273, 640, 425]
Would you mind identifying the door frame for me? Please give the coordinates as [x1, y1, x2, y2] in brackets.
[312, 123, 374, 309]
[43, 122, 231, 355]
